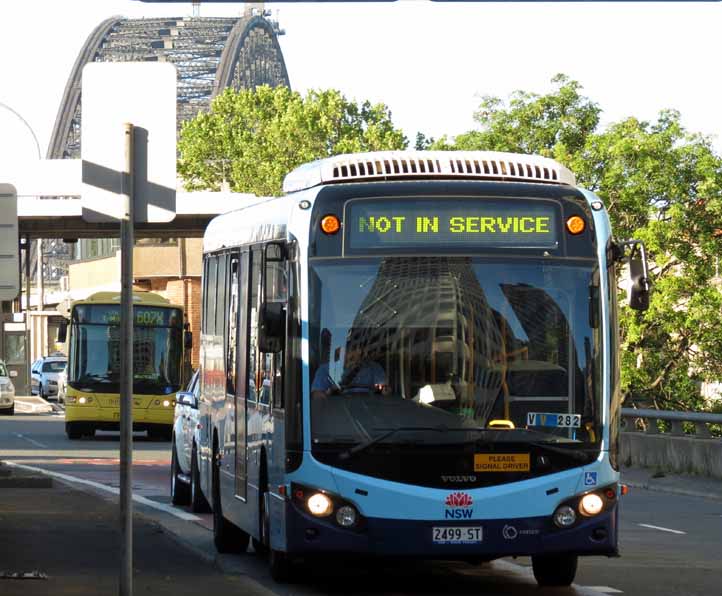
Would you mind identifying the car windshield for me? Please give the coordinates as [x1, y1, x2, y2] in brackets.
[42, 361, 66, 373]
[309, 256, 602, 449]
[68, 305, 183, 395]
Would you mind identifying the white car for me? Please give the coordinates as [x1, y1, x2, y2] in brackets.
[0, 360, 16, 415]
[57, 369, 68, 404]
[31, 355, 67, 400]
[170, 371, 210, 512]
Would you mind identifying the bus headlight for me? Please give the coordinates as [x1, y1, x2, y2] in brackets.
[335, 505, 357, 527]
[307, 493, 333, 517]
[78, 396, 92, 404]
[579, 493, 604, 517]
[553, 505, 577, 528]
[162, 400, 171, 407]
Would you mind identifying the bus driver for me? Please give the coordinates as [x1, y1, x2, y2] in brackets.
[311, 350, 389, 398]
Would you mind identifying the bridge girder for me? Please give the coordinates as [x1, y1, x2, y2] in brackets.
[48, 14, 290, 161]
[37, 14, 290, 283]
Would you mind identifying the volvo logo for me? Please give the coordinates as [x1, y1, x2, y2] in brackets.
[441, 475, 477, 483]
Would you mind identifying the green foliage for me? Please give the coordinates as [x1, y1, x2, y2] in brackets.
[178, 86, 407, 196]
[414, 132, 435, 151]
[439, 74, 722, 411]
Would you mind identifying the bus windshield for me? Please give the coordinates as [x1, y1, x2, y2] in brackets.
[309, 256, 602, 450]
[68, 304, 183, 395]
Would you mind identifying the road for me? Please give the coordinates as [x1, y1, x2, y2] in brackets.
[2, 413, 721, 596]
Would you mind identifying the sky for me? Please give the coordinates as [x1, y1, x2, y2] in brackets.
[0, 1, 720, 173]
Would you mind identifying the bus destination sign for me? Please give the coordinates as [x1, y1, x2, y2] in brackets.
[345, 198, 559, 252]
[74, 304, 183, 327]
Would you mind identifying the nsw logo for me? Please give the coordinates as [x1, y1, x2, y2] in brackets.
[444, 492, 473, 519]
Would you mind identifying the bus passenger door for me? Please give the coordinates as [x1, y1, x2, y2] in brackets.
[234, 251, 250, 501]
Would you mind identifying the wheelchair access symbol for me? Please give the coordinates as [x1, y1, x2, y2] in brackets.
[584, 472, 598, 487]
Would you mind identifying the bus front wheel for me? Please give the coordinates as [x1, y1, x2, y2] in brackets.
[531, 554, 578, 587]
[66, 422, 83, 440]
[259, 488, 293, 582]
[269, 547, 293, 583]
[149, 426, 172, 442]
[212, 447, 249, 553]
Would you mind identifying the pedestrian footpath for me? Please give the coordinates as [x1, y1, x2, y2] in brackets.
[0, 463, 256, 596]
[11, 395, 54, 415]
[621, 465, 722, 502]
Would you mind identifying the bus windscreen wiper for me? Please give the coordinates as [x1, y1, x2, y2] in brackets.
[337, 425, 486, 461]
[526, 441, 593, 462]
[475, 427, 594, 462]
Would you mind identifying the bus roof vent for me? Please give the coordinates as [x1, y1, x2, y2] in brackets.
[282, 151, 576, 193]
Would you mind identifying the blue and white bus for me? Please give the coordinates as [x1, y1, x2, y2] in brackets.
[196, 151, 649, 586]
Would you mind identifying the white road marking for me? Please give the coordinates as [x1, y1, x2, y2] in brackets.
[637, 523, 686, 535]
[14, 433, 48, 449]
[4, 461, 200, 522]
[586, 587, 624, 594]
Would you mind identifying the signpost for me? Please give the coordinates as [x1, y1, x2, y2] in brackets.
[0, 184, 19, 301]
[81, 62, 177, 223]
[81, 62, 176, 596]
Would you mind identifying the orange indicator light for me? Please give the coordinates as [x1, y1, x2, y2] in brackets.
[320, 214, 341, 235]
[566, 215, 586, 235]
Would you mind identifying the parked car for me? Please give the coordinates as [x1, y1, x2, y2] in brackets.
[57, 368, 68, 404]
[0, 360, 16, 415]
[170, 370, 210, 512]
[31, 354, 67, 400]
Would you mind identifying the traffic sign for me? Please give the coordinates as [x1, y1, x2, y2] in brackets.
[81, 62, 177, 223]
[0, 183, 19, 301]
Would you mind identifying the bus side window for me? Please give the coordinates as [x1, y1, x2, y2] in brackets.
[272, 351, 283, 409]
[247, 249, 262, 403]
[262, 244, 287, 409]
[226, 254, 240, 396]
[204, 257, 218, 336]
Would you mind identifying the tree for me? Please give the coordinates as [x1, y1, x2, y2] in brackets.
[435, 75, 722, 410]
[178, 85, 407, 196]
[414, 132, 435, 151]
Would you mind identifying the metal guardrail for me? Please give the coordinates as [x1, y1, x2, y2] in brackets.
[621, 407, 722, 439]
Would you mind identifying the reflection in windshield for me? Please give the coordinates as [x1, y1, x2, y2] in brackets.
[309, 257, 601, 447]
[69, 322, 182, 395]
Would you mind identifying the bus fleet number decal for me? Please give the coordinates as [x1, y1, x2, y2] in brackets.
[527, 413, 581, 428]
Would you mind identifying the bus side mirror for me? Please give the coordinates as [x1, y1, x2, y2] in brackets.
[184, 331, 193, 349]
[265, 242, 285, 262]
[258, 302, 285, 353]
[618, 240, 650, 311]
[57, 320, 68, 343]
[629, 255, 650, 311]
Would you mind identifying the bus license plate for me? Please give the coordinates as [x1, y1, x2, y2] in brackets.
[432, 526, 483, 544]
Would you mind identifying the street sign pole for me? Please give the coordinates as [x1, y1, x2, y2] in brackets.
[119, 123, 134, 596]
[0, 184, 19, 301]
[80, 63, 177, 596]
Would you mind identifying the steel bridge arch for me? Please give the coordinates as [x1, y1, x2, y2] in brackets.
[215, 15, 290, 100]
[47, 13, 291, 160]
